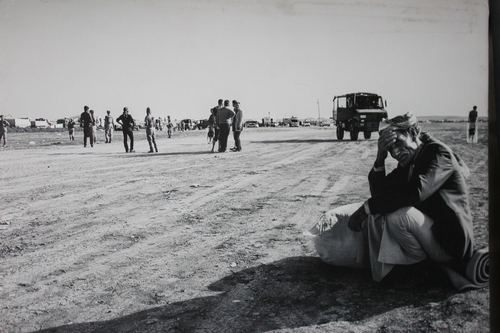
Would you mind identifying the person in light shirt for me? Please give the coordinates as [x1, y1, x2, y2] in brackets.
[144, 107, 158, 153]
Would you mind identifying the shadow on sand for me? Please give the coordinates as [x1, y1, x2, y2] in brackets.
[118, 150, 215, 157]
[37, 257, 454, 333]
[250, 138, 371, 144]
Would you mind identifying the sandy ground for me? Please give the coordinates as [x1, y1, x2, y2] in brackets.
[0, 124, 489, 332]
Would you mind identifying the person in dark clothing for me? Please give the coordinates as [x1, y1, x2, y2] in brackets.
[116, 107, 136, 153]
[167, 116, 173, 138]
[210, 99, 223, 152]
[0, 115, 9, 146]
[468, 105, 478, 123]
[80, 105, 93, 147]
[67, 118, 75, 141]
[468, 106, 478, 142]
[216, 100, 235, 153]
[344, 112, 475, 281]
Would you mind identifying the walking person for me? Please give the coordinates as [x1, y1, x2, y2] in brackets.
[67, 118, 75, 141]
[116, 107, 135, 153]
[145, 107, 158, 153]
[104, 110, 114, 143]
[90, 110, 97, 144]
[80, 105, 94, 147]
[231, 100, 244, 152]
[0, 115, 9, 147]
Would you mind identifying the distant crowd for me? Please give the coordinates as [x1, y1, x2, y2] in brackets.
[75, 99, 243, 153]
[78, 106, 174, 153]
[207, 99, 244, 153]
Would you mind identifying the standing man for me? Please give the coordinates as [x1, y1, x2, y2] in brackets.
[145, 107, 158, 153]
[211, 99, 223, 152]
[209, 107, 218, 152]
[0, 115, 9, 147]
[167, 116, 173, 138]
[231, 100, 244, 152]
[80, 105, 93, 147]
[116, 107, 136, 153]
[67, 118, 75, 141]
[468, 106, 478, 143]
[216, 99, 234, 153]
[155, 117, 162, 131]
[90, 110, 97, 144]
[104, 110, 114, 143]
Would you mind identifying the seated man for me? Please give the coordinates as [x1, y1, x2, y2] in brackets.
[309, 112, 476, 283]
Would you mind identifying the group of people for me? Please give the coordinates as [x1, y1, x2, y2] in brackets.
[79, 101, 244, 154]
[207, 99, 244, 153]
[79, 106, 166, 153]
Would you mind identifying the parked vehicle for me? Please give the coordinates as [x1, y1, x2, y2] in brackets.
[261, 117, 277, 127]
[332, 92, 388, 141]
[245, 120, 259, 128]
[197, 119, 208, 130]
[181, 119, 196, 130]
[31, 118, 51, 128]
[6, 118, 31, 128]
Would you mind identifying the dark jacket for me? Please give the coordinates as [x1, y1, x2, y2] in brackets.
[80, 111, 93, 128]
[216, 107, 235, 125]
[367, 133, 474, 260]
[117, 114, 135, 132]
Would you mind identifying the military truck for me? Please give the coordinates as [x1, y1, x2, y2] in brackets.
[332, 92, 388, 141]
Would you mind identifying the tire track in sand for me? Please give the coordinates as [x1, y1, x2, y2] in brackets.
[176, 144, 321, 210]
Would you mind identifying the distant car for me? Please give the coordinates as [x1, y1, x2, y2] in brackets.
[303, 122, 311, 127]
[197, 119, 208, 130]
[31, 118, 51, 128]
[245, 121, 259, 128]
[181, 119, 196, 130]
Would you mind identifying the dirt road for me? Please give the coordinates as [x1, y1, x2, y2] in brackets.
[0, 125, 489, 332]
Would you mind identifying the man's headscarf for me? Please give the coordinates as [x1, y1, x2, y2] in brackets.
[379, 112, 470, 178]
[379, 112, 420, 139]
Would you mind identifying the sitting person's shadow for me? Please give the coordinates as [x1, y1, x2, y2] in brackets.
[38, 257, 453, 333]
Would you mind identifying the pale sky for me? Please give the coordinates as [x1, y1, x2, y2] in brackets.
[0, 0, 489, 122]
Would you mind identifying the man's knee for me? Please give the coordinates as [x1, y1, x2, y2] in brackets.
[386, 207, 424, 234]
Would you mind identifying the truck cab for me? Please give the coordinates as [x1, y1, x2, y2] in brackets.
[332, 92, 388, 140]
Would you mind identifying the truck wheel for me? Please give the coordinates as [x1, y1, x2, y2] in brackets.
[336, 126, 344, 140]
[350, 129, 359, 141]
[364, 131, 371, 139]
